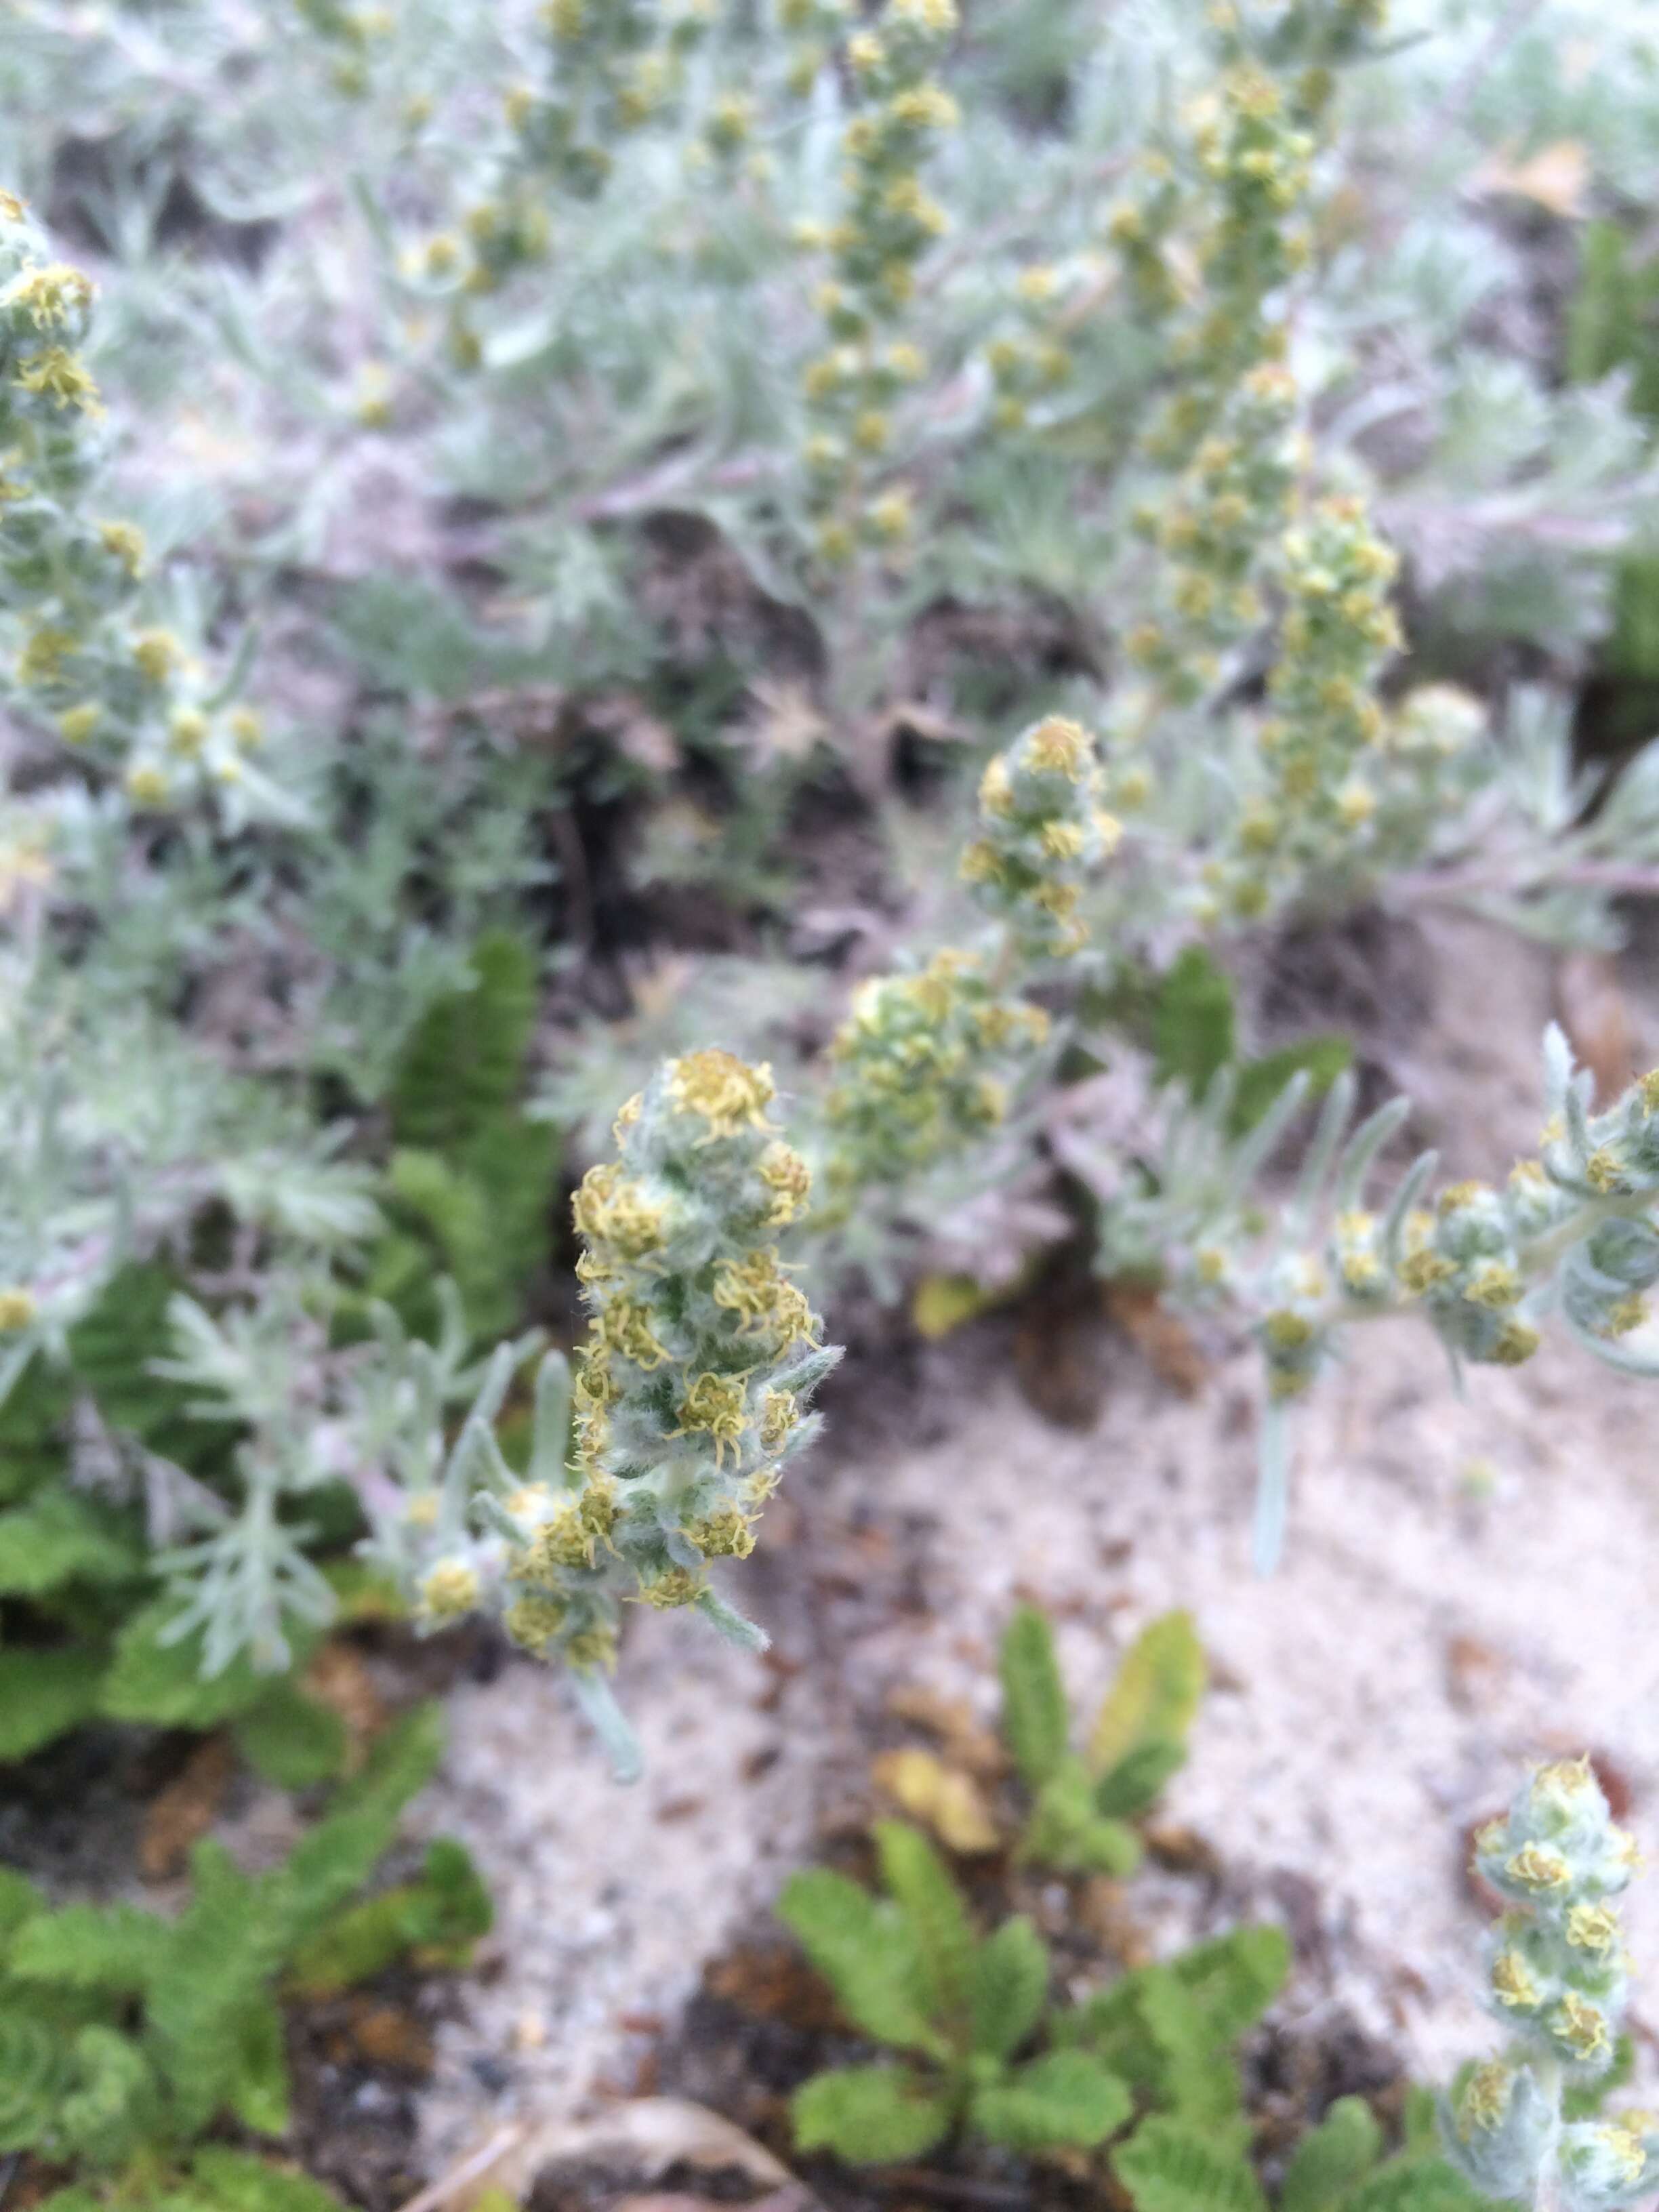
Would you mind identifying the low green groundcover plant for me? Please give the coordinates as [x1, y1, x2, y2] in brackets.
[0, 1705, 489, 2210]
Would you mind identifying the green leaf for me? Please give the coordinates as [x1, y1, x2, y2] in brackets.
[777, 1868, 938, 2055]
[57, 2024, 157, 2167]
[9, 1903, 171, 1994]
[100, 1597, 317, 1729]
[999, 1604, 1070, 1792]
[226, 1997, 291, 2136]
[266, 1704, 445, 1947]
[1139, 1965, 1243, 2127]
[972, 2050, 1132, 2152]
[69, 1263, 237, 1474]
[1112, 2116, 1268, 2212]
[0, 1490, 143, 1597]
[1567, 220, 1659, 424]
[189, 2146, 352, 2212]
[792, 2065, 954, 2164]
[1094, 1739, 1187, 1820]
[1171, 1925, 1291, 2043]
[0, 1353, 74, 1504]
[967, 1916, 1049, 2060]
[388, 931, 539, 1150]
[1153, 948, 1236, 1102]
[1231, 1040, 1350, 1138]
[148, 1711, 441, 2133]
[875, 1821, 975, 2025]
[1089, 1612, 1206, 1776]
[146, 1842, 272, 2133]
[1025, 1762, 1141, 1877]
[234, 1683, 349, 1789]
[1340, 2157, 1485, 2212]
[1279, 2096, 1382, 2212]
[286, 1837, 492, 1994]
[0, 1646, 107, 1762]
[0, 1864, 45, 1942]
[0, 2007, 73, 2153]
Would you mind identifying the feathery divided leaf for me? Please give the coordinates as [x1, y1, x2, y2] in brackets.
[0, 1647, 108, 1763]
[0, 1491, 143, 1597]
[1112, 2116, 1269, 2212]
[777, 1867, 939, 2055]
[286, 1838, 491, 1994]
[188, 2145, 353, 2212]
[100, 1597, 320, 1729]
[388, 931, 539, 1150]
[9, 1904, 171, 1995]
[0, 2009, 73, 2153]
[792, 2064, 955, 2163]
[234, 1681, 349, 1789]
[1340, 2157, 1486, 2212]
[1170, 1925, 1291, 2044]
[966, 1914, 1050, 2061]
[1279, 2095, 1382, 2212]
[1094, 1738, 1189, 1820]
[1025, 1761, 1141, 1876]
[56, 2024, 156, 2167]
[874, 1821, 975, 2026]
[971, 2049, 1132, 2152]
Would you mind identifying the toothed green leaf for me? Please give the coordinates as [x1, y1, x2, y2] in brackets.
[875, 1820, 975, 2024]
[999, 1603, 1070, 1791]
[0, 1646, 107, 1762]
[777, 1867, 939, 2055]
[972, 2050, 1132, 2151]
[1279, 2096, 1382, 2212]
[967, 1914, 1049, 2060]
[792, 2066, 954, 2163]
[1089, 1612, 1206, 1777]
[1112, 2116, 1268, 2211]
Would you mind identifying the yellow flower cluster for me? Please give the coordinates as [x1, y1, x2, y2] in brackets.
[777, 0, 853, 98]
[1448, 1757, 1650, 2204]
[982, 261, 1082, 433]
[821, 949, 1050, 1194]
[959, 714, 1120, 959]
[504, 1051, 838, 1662]
[0, 192, 265, 804]
[796, 0, 958, 566]
[1123, 362, 1300, 712]
[420, 0, 711, 356]
[1205, 494, 1399, 920]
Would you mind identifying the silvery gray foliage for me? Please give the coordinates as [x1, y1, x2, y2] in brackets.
[1081, 1025, 1659, 1571]
[142, 1276, 543, 1677]
[1444, 1761, 1659, 2212]
[0, 959, 378, 1391]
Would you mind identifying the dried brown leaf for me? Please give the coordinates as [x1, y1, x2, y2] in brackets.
[1103, 1283, 1209, 1398]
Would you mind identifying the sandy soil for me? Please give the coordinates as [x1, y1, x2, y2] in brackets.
[413, 907, 1659, 2174]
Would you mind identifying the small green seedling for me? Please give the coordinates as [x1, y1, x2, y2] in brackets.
[781, 1819, 1131, 2163]
[999, 1605, 1205, 1877]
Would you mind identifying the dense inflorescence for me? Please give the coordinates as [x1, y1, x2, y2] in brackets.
[380, 1052, 840, 1769]
[819, 951, 1050, 1197]
[960, 714, 1122, 961]
[0, 194, 266, 808]
[796, 0, 958, 567]
[1446, 1761, 1659, 2211]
